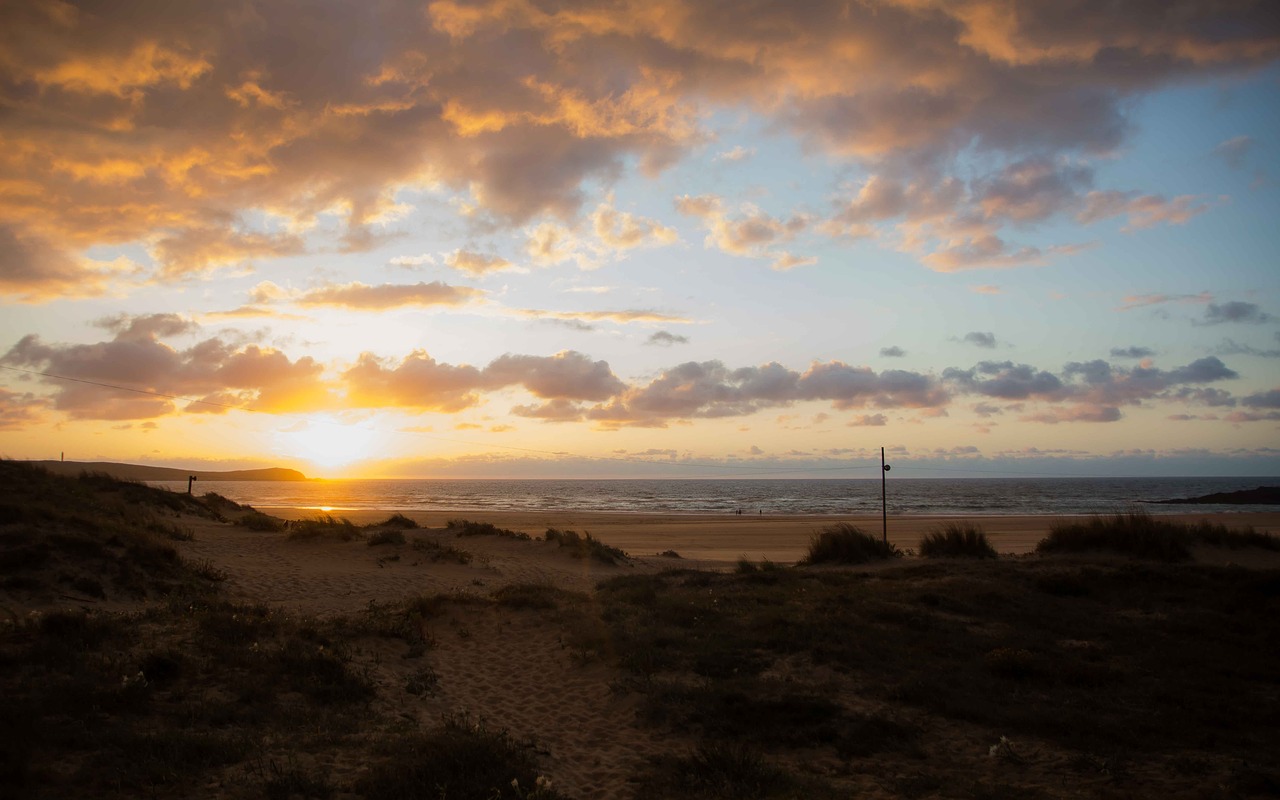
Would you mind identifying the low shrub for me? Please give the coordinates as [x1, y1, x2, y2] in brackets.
[237, 511, 285, 532]
[369, 513, 418, 530]
[409, 538, 472, 564]
[544, 528, 628, 564]
[1037, 511, 1192, 561]
[800, 524, 900, 565]
[355, 714, 564, 799]
[287, 515, 361, 542]
[918, 523, 998, 559]
[447, 519, 531, 540]
[366, 530, 406, 547]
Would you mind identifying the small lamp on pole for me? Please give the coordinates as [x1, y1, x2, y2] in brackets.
[881, 448, 890, 544]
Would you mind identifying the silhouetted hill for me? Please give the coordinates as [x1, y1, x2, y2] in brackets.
[28, 460, 309, 482]
[1142, 486, 1280, 505]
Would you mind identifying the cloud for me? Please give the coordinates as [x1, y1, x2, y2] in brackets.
[293, 281, 485, 310]
[1214, 135, 1254, 169]
[847, 413, 887, 426]
[389, 253, 436, 268]
[1, 315, 331, 419]
[715, 145, 755, 162]
[343, 348, 625, 413]
[3, 0, 1276, 296]
[1242, 388, 1280, 410]
[590, 196, 678, 251]
[646, 331, 689, 346]
[485, 351, 625, 400]
[676, 194, 811, 269]
[879, 346, 906, 358]
[1199, 301, 1273, 325]
[588, 358, 948, 427]
[0, 386, 45, 429]
[962, 332, 998, 349]
[1110, 346, 1155, 359]
[517, 308, 691, 325]
[1020, 404, 1123, 424]
[510, 398, 586, 422]
[1214, 339, 1280, 359]
[1077, 191, 1210, 231]
[942, 355, 1242, 422]
[1117, 291, 1213, 311]
[944, 361, 1065, 400]
[444, 250, 517, 276]
[970, 285, 1002, 295]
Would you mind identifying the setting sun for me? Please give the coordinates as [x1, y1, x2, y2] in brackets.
[274, 416, 384, 473]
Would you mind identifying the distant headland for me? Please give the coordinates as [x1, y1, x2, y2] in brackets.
[1142, 486, 1280, 505]
[27, 460, 310, 482]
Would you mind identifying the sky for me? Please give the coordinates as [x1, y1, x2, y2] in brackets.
[1, 0, 1279, 480]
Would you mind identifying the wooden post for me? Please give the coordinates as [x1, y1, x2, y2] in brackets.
[187, 475, 197, 495]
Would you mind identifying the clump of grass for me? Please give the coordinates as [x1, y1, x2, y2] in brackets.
[1037, 511, 1193, 561]
[447, 519, 531, 540]
[355, 714, 565, 799]
[287, 515, 361, 542]
[366, 530, 406, 547]
[918, 523, 998, 559]
[800, 523, 900, 565]
[658, 549, 682, 559]
[369, 513, 419, 530]
[985, 647, 1038, 679]
[735, 557, 783, 574]
[186, 558, 229, 582]
[494, 583, 587, 611]
[409, 537, 472, 564]
[544, 528, 628, 564]
[237, 511, 286, 532]
[639, 744, 818, 799]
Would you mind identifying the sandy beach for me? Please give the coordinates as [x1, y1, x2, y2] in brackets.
[258, 506, 1280, 563]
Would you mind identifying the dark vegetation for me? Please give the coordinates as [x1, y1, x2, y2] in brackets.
[918, 522, 998, 559]
[4, 460, 1278, 798]
[543, 527, 629, 564]
[1037, 510, 1279, 561]
[447, 518, 532, 540]
[800, 523, 901, 564]
[0, 461, 223, 605]
[286, 514, 361, 542]
[584, 557, 1280, 796]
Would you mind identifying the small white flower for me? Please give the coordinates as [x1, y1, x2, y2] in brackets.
[536, 775, 552, 789]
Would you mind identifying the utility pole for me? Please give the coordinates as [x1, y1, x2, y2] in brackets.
[881, 447, 890, 544]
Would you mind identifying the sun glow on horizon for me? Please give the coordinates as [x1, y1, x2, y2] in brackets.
[274, 415, 386, 472]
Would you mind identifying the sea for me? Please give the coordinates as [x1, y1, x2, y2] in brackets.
[148, 476, 1280, 517]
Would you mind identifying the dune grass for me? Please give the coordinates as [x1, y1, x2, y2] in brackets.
[447, 518, 532, 540]
[800, 523, 901, 564]
[918, 522, 998, 558]
[543, 527, 628, 564]
[1036, 510, 1277, 561]
[365, 529, 406, 546]
[286, 514, 361, 542]
[369, 513, 419, 530]
[588, 559, 1280, 795]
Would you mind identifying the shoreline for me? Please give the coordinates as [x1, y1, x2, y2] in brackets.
[257, 506, 1280, 561]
